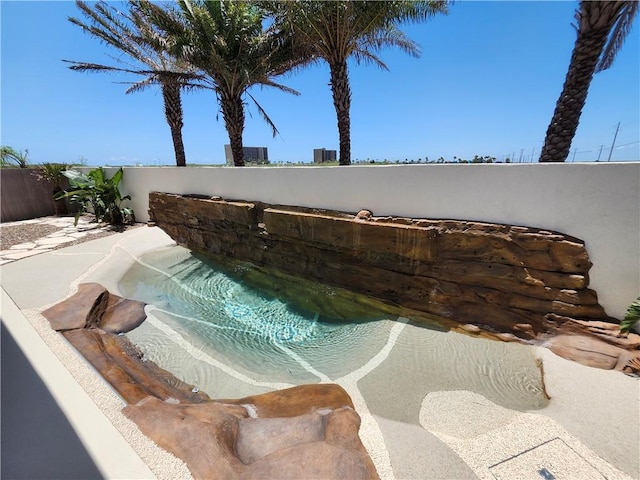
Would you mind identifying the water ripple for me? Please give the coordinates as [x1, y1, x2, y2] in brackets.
[119, 247, 387, 382]
[120, 246, 547, 411]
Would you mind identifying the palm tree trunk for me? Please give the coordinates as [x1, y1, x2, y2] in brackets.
[162, 82, 187, 167]
[221, 92, 245, 167]
[329, 60, 352, 165]
[539, 10, 613, 162]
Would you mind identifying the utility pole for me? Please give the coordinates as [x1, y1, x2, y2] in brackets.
[519, 149, 524, 162]
[530, 147, 535, 163]
[512, 151, 516, 163]
[572, 148, 578, 162]
[597, 145, 604, 161]
[607, 122, 620, 162]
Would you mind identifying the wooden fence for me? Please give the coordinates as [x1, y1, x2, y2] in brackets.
[1, 168, 57, 222]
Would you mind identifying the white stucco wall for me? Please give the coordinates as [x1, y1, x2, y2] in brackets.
[106, 163, 639, 319]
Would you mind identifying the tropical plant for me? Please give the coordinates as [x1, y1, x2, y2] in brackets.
[136, 0, 304, 166]
[620, 297, 640, 334]
[539, 1, 638, 162]
[57, 167, 134, 225]
[1, 146, 29, 168]
[263, 1, 449, 165]
[67, 0, 207, 167]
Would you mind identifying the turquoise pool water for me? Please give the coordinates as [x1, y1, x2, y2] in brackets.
[119, 245, 548, 410]
[119, 247, 391, 383]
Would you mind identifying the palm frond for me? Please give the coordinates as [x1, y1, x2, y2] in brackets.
[1, 146, 29, 168]
[125, 77, 156, 94]
[256, 79, 300, 96]
[63, 59, 140, 75]
[70, 0, 200, 78]
[384, 0, 450, 24]
[71, 1, 153, 67]
[366, 28, 421, 58]
[597, 1, 639, 72]
[350, 49, 388, 70]
[246, 91, 279, 138]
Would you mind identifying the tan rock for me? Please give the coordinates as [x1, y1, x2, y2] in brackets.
[355, 209, 372, 221]
[98, 294, 146, 333]
[460, 324, 481, 333]
[622, 355, 640, 376]
[124, 397, 245, 479]
[220, 384, 354, 418]
[124, 393, 378, 480]
[236, 413, 325, 464]
[545, 335, 627, 370]
[241, 441, 378, 480]
[42, 282, 108, 331]
[324, 406, 365, 452]
[63, 329, 210, 404]
[42, 282, 146, 334]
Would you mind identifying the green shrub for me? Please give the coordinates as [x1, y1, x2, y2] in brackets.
[57, 167, 134, 226]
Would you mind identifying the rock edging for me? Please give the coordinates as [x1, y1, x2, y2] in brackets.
[42, 283, 379, 480]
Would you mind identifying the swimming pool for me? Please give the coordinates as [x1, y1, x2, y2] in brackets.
[119, 244, 548, 413]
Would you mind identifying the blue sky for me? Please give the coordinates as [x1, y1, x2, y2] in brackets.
[2, 1, 639, 166]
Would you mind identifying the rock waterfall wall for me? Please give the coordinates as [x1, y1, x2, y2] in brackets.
[148, 192, 616, 342]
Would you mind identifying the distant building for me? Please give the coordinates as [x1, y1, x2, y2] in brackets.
[313, 148, 337, 163]
[224, 145, 269, 165]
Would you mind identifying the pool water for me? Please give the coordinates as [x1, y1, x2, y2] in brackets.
[120, 247, 393, 385]
[119, 245, 549, 411]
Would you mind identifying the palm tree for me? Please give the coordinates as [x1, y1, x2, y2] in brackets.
[540, 1, 638, 163]
[136, 0, 303, 166]
[0, 146, 29, 168]
[67, 0, 206, 167]
[264, 1, 448, 165]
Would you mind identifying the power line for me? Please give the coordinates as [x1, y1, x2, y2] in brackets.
[614, 140, 640, 148]
[510, 137, 639, 163]
[607, 122, 621, 162]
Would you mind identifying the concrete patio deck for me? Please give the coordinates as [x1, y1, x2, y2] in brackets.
[1, 224, 638, 480]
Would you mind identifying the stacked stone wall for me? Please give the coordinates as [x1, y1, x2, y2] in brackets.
[149, 192, 618, 342]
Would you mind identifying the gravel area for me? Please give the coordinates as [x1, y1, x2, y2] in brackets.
[0, 223, 62, 250]
[61, 225, 142, 249]
[0, 216, 141, 251]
